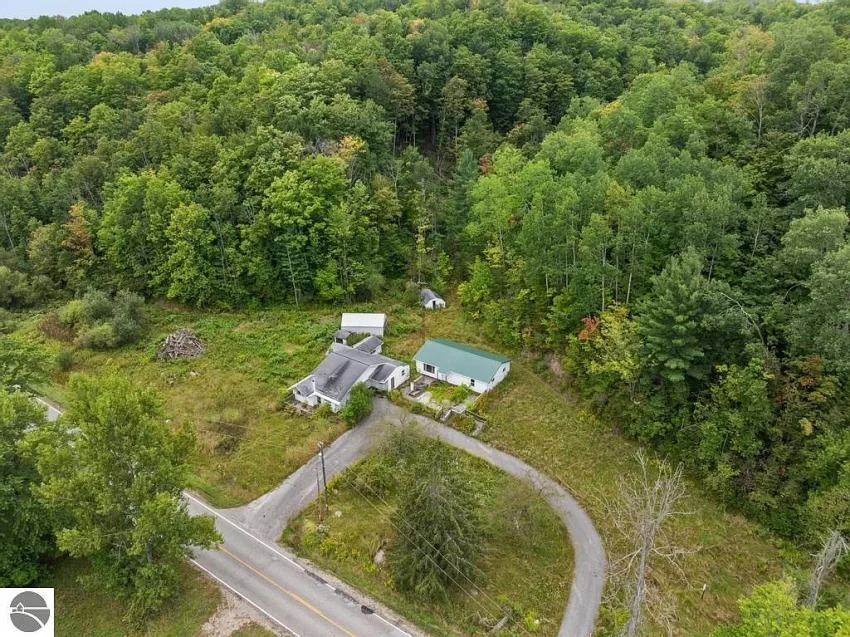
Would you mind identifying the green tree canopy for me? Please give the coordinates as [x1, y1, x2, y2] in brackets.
[30, 375, 219, 621]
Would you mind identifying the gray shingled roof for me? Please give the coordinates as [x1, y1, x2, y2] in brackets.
[353, 335, 382, 354]
[420, 288, 443, 303]
[295, 343, 404, 401]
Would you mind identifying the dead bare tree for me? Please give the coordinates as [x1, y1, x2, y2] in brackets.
[602, 451, 693, 637]
[806, 530, 849, 608]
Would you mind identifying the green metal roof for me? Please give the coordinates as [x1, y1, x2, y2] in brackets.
[414, 338, 510, 383]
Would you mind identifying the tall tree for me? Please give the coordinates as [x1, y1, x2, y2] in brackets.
[635, 250, 707, 385]
[390, 450, 482, 601]
[0, 390, 53, 586]
[30, 375, 220, 621]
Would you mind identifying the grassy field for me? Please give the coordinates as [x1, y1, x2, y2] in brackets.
[23, 302, 361, 507]
[17, 296, 798, 634]
[50, 559, 220, 637]
[283, 438, 574, 637]
[381, 304, 791, 636]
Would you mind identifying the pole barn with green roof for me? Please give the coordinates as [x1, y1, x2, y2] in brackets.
[413, 338, 511, 393]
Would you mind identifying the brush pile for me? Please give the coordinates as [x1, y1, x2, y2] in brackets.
[157, 329, 205, 361]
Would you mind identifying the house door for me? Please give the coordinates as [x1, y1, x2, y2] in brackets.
[390, 377, 394, 390]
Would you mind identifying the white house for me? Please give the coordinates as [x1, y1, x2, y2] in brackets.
[420, 289, 446, 310]
[413, 338, 510, 394]
[291, 340, 408, 412]
[340, 313, 387, 337]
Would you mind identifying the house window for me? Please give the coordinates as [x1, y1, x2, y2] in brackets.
[470, 379, 476, 388]
[424, 363, 435, 374]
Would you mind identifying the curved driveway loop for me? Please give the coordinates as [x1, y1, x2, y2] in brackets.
[234, 398, 606, 637]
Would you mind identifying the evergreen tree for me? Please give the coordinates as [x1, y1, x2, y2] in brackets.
[389, 451, 482, 601]
[635, 250, 707, 385]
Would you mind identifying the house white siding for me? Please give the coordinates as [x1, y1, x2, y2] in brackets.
[293, 389, 343, 412]
[416, 360, 510, 393]
[377, 365, 409, 391]
[417, 360, 444, 380]
[489, 362, 511, 389]
[345, 324, 384, 336]
[446, 371, 486, 393]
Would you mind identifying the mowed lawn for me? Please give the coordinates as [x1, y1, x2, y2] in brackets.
[283, 441, 574, 637]
[21, 296, 792, 635]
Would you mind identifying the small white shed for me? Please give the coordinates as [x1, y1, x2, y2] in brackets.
[340, 313, 387, 337]
[420, 289, 446, 310]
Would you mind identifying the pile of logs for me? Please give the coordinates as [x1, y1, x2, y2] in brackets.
[157, 329, 205, 361]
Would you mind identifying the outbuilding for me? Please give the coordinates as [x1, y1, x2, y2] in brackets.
[420, 289, 446, 310]
[340, 313, 387, 337]
[413, 338, 510, 393]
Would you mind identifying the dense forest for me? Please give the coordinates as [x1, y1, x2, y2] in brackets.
[1, 0, 850, 609]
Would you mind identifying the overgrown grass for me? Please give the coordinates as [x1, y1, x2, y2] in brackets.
[283, 438, 574, 637]
[49, 559, 220, 637]
[19, 295, 798, 634]
[383, 302, 791, 636]
[21, 303, 371, 506]
[230, 622, 278, 637]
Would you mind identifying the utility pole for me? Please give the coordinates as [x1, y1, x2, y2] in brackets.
[318, 441, 327, 492]
[315, 464, 324, 524]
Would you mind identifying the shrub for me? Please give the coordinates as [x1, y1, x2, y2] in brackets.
[339, 383, 373, 426]
[26, 275, 58, 306]
[81, 289, 113, 323]
[56, 348, 75, 372]
[74, 323, 117, 349]
[59, 299, 86, 327]
[450, 384, 471, 403]
[111, 290, 144, 344]
[37, 313, 75, 342]
[315, 403, 334, 420]
[0, 308, 15, 334]
[0, 265, 29, 309]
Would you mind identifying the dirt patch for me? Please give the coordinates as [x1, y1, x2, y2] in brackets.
[199, 586, 284, 636]
[546, 352, 563, 377]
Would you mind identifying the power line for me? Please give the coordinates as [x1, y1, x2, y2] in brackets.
[333, 468, 532, 636]
[170, 415, 553, 616]
[52, 403, 546, 633]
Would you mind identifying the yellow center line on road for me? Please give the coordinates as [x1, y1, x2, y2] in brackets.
[218, 545, 359, 637]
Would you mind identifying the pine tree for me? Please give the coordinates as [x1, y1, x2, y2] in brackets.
[635, 249, 707, 385]
[389, 452, 481, 601]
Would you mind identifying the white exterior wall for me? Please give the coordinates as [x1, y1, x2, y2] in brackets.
[416, 360, 510, 393]
[424, 298, 446, 310]
[342, 324, 385, 337]
[293, 390, 342, 412]
[445, 371, 487, 393]
[385, 364, 410, 391]
[488, 362, 511, 390]
[417, 360, 445, 380]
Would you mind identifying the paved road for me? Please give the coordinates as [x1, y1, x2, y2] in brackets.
[237, 398, 607, 637]
[38, 394, 605, 636]
[35, 396, 416, 637]
[185, 493, 415, 637]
